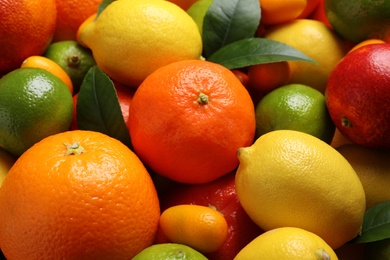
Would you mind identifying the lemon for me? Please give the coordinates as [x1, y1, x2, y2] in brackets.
[255, 83, 335, 143]
[235, 130, 366, 249]
[0, 147, 16, 187]
[234, 227, 338, 260]
[132, 243, 208, 260]
[337, 144, 390, 209]
[79, 0, 202, 88]
[0, 68, 73, 156]
[264, 19, 349, 93]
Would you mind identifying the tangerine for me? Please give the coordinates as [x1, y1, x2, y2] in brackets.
[326, 43, 390, 149]
[0, 0, 57, 74]
[129, 60, 256, 184]
[0, 130, 160, 259]
[53, 0, 102, 41]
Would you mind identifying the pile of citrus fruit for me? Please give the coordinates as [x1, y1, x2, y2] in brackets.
[0, 0, 389, 259]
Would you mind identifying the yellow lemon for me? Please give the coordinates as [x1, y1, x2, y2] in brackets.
[337, 144, 390, 209]
[264, 19, 349, 93]
[0, 148, 16, 186]
[234, 227, 338, 260]
[235, 130, 366, 249]
[79, 0, 202, 88]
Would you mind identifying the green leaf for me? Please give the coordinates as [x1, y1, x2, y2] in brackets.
[76, 66, 132, 149]
[207, 37, 316, 69]
[351, 201, 390, 243]
[97, 0, 116, 17]
[202, 0, 261, 58]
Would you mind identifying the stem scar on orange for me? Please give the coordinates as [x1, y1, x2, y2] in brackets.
[0, 130, 160, 259]
[128, 60, 256, 184]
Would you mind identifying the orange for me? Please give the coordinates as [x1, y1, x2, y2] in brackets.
[349, 38, 386, 53]
[0, 0, 57, 74]
[260, 0, 307, 25]
[0, 130, 160, 259]
[247, 61, 290, 94]
[129, 60, 256, 184]
[297, 0, 320, 19]
[159, 204, 228, 254]
[325, 43, 390, 149]
[21, 55, 74, 94]
[53, 0, 102, 42]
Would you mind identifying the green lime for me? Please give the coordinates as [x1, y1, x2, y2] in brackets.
[0, 68, 73, 156]
[324, 0, 390, 43]
[255, 83, 335, 143]
[365, 238, 390, 260]
[44, 40, 96, 93]
[187, 0, 212, 35]
[132, 243, 208, 260]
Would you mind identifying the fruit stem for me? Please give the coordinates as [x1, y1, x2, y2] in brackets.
[197, 92, 209, 105]
[64, 142, 86, 155]
[341, 116, 352, 128]
[67, 55, 80, 68]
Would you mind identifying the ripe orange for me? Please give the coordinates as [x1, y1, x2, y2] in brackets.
[0, 0, 57, 74]
[326, 43, 390, 149]
[0, 130, 160, 259]
[53, 0, 102, 42]
[129, 60, 256, 184]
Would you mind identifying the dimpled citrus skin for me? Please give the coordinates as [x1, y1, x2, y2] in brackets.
[79, 0, 202, 88]
[0, 130, 160, 259]
[234, 227, 338, 260]
[235, 130, 366, 249]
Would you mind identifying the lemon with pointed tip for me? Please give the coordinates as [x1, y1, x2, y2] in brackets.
[235, 130, 366, 249]
[234, 227, 338, 260]
[78, 0, 202, 88]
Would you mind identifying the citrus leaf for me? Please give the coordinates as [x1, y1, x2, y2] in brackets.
[76, 66, 132, 149]
[207, 37, 316, 69]
[202, 0, 261, 58]
[97, 0, 115, 17]
[351, 201, 390, 243]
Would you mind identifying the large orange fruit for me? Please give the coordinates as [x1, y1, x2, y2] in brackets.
[326, 43, 390, 149]
[0, 130, 160, 259]
[129, 60, 256, 184]
[0, 0, 57, 74]
[53, 0, 102, 41]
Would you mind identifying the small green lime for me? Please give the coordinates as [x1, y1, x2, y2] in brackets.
[255, 83, 335, 143]
[324, 0, 390, 43]
[44, 40, 96, 93]
[365, 238, 390, 260]
[187, 0, 212, 35]
[132, 243, 208, 260]
[0, 68, 73, 156]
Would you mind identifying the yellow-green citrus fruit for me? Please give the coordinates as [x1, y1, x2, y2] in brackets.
[234, 227, 338, 260]
[264, 19, 348, 93]
[324, 0, 390, 43]
[337, 144, 390, 209]
[0, 148, 16, 187]
[44, 40, 96, 93]
[132, 243, 208, 260]
[187, 0, 213, 35]
[255, 83, 335, 143]
[0, 68, 73, 156]
[235, 130, 366, 249]
[79, 0, 202, 88]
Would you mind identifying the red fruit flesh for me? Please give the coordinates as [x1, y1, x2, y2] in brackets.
[325, 43, 390, 149]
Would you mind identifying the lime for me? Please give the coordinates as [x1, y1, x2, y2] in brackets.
[324, 0, 390, 43]
[0, 68, 73, 156]
[44, 40, 96, 93]
[187, 0, 213, 35]
[365, 238, 390, 260]
[255, 83, 335, 143]
[132, 243, 208, 260]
